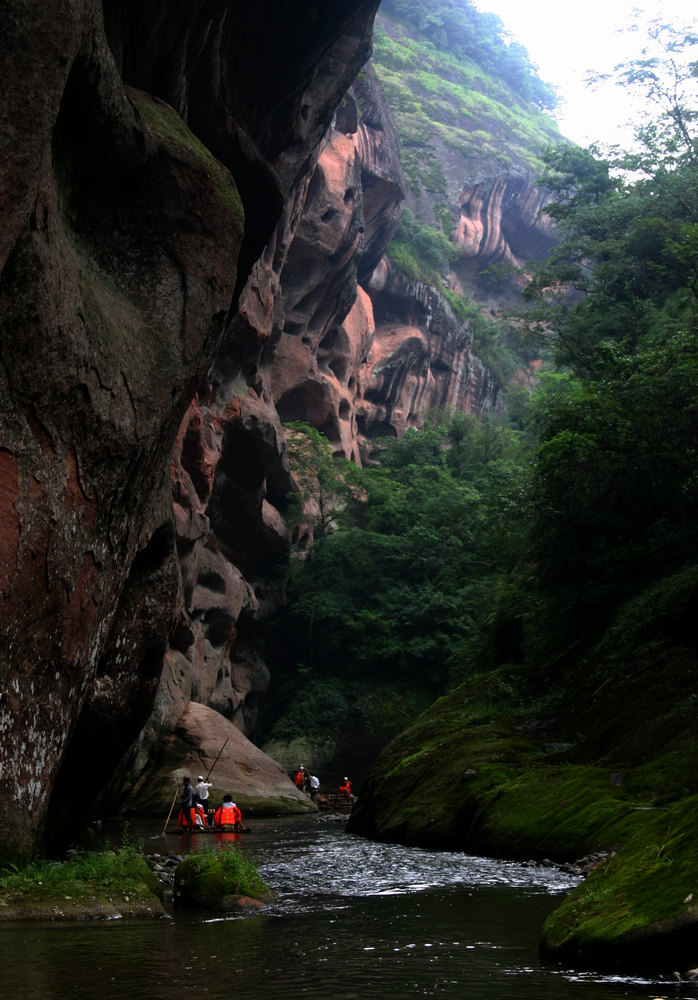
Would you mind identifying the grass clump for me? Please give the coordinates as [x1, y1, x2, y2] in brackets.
[174, 845, 271, 910]
[0, 844, 162, 919]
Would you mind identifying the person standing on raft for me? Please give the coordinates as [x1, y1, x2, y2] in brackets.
[178, 776, 196, 830]
[195, 775, 213, 825]
[308, 773, 320, 802]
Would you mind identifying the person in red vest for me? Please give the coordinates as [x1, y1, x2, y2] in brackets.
[294, 766, 305, 790]
[214, 795, 242, 828]
[339, 777, 352, 799]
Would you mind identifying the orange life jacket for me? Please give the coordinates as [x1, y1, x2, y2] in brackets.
[178, 806, 201, 828]
[339, 780, 351, 797]
[214, 802, 239, 827]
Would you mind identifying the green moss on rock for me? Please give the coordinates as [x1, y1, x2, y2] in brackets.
[348, 657, 698, 860]
[133, 91, 244, 233]
[372, 17, 561, 203]
[349, 568, 698, 973]
[174, 845, 273, 911]
[541, 796, 698, 972]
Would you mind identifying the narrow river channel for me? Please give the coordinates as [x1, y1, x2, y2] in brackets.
[1, 814, 694, 1000]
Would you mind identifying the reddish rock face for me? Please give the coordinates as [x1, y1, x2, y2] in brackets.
[150, 53, 519, 770]
[271, 128, 371, 460]
[0, 0, 381, 862]
[0, 7, 243, 860]
[452, 174, 556, 309]
[455, 176, 554, 264]
[147, 68, 407, 770]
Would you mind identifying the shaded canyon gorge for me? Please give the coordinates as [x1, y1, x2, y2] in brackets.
[1, 0, 564, 872]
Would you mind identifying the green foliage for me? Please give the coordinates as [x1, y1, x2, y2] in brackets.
[284, 421, 357, 538]
[387, 209, 459, 282]
[451, 293, 531, 384]
[268, 678, 350, 742]
[284, 415, 532, 689]
[261, 675, 434, 768]
[372, 12, 561, 205]
[0, 843, 160, 910]
[513, 27, 698, 650]
[527, 336, 698, 636]
[378, 0, 558, 111]
[522, 141, 697, 376]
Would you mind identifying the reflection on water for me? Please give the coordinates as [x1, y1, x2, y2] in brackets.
[2, 816, 697, 1000]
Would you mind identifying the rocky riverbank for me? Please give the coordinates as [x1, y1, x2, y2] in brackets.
[0, 848, 165, 922]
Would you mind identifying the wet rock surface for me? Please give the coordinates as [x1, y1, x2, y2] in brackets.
[524, 851, 615, 878]
[145, 851, 183, 894]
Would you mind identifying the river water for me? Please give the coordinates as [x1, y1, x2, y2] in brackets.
[1, 814, 694, 1000]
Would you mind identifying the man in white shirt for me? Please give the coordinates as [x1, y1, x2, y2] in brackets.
[308, 773, 320, 802]
[195, 775, 213, 824]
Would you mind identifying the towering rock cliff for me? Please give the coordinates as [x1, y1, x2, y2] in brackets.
[127, 55, 511, 817]
[0, 0, 381, 862]
[1, 0, 561, 860]
[154, 8, 559, 793]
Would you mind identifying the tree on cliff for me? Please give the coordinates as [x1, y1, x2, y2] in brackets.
[518, 23, 698, 646]
[284, 421, 357, 540]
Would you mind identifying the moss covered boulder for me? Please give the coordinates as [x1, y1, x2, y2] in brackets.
[540, 796, 698, 974]
[174, 844, 274, 912]
[347, 667, 676, 859]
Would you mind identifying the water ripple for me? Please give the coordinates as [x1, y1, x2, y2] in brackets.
[255, 823, 579, 906]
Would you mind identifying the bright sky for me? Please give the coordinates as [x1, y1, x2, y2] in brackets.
[473, 0, 694, 149]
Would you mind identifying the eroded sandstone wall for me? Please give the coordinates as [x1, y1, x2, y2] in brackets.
[118, 62, 535, 812]
[0, 0, 380, 861]
[121, 65, 408, 801]
[452, 173, 555, 309]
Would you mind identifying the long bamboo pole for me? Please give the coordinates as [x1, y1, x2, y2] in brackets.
[204, 737, 229, 782]
[161, 787, 179, 837]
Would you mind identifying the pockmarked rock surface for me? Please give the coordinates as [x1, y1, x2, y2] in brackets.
[0, 0, 380, 863]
